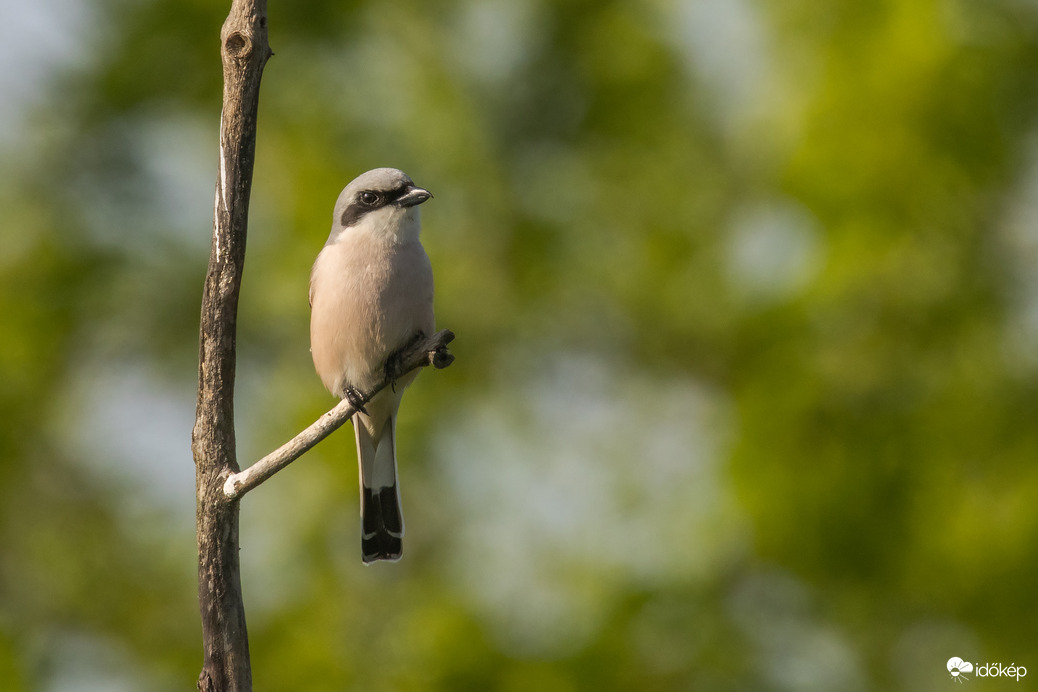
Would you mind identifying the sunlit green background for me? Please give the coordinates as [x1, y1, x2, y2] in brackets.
[2, 0, 1038, 689]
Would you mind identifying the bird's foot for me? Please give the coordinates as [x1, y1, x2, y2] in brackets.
[343, 385, 369, 415]
[385, 331, 426, 392]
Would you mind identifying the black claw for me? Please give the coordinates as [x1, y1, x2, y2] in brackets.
[343, 385, 368, 415]
[386, 354, 400, 392]
[385, 331, 426, 390]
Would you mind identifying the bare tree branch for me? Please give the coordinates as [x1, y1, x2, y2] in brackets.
[191, 2, 270, 691]
[223, 329, 455, 500]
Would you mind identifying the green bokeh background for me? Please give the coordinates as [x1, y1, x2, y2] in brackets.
[2, 0, 1038, 689]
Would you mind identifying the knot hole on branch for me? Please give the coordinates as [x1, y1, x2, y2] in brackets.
[224, 32, 251, 58]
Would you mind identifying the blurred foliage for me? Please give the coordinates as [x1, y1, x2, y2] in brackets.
[2, 0, 1038, 689]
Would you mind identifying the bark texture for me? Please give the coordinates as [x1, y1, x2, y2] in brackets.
[191, 2, 270, 690]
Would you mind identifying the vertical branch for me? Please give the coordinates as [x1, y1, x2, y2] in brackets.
[191, 2, 270, 691]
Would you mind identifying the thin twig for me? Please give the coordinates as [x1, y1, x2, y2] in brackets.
[223, 329, 455, 500]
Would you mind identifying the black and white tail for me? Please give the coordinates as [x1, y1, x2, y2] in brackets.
[355, 415, 404, 563]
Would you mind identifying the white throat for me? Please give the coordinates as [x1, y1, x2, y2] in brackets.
[332, 206, 422, 246]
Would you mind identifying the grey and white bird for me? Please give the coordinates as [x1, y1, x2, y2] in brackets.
[309, 168, 435, 563]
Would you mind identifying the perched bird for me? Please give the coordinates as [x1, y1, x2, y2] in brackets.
[309, 168, 435, 563]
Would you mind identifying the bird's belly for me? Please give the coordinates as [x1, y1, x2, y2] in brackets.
[310, 241, 433, 397]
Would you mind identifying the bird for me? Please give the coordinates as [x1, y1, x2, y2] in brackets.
[309, 168, 435, 563]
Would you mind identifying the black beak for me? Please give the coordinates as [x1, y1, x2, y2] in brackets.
[396, 186, 432, 208]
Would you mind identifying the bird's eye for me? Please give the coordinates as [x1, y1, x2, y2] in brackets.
[359, 191, 380, 206]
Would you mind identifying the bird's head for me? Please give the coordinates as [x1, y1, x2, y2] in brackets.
[330, 167, 432, 243]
